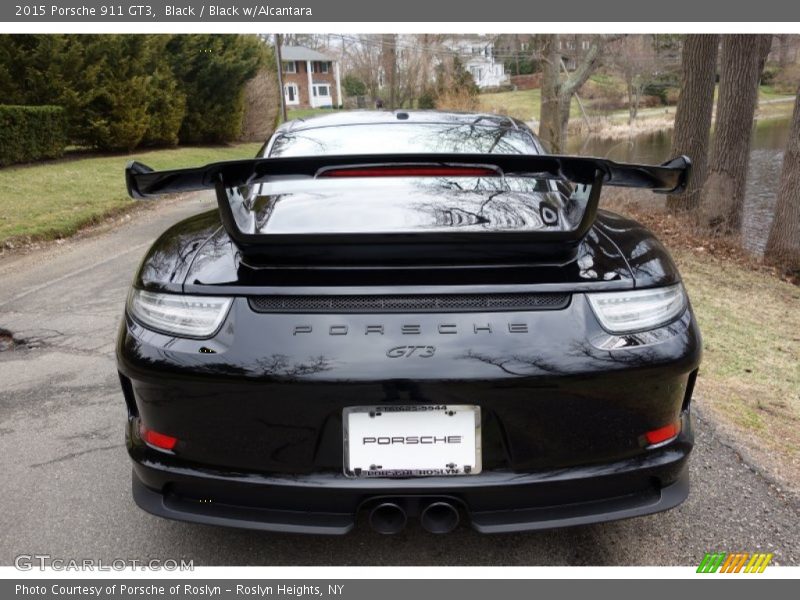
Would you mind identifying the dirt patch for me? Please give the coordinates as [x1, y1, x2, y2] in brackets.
[603, 189, 798, 285]
[0, 328, 26, 352]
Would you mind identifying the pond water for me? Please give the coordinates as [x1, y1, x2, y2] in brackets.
[566, 117, 792, 256]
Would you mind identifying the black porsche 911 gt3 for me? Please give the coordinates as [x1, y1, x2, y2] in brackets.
[117, 111, 700, 535]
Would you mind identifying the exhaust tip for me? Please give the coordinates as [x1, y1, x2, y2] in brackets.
[420, 501, 460, 534]
[368, 502, 407, 535]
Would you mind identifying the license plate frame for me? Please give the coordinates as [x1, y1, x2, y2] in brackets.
[343, 405, 482, 478]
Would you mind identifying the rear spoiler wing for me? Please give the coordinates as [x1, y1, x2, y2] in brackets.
[125, 153, 690, 259]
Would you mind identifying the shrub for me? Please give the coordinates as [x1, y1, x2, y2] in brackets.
[0, 105, 67, 167]
[641, 94, 663, 109]
[416, 90, 436, 109]
[581, 76, 625, 102]
[504, 55, 540, 76]
[772, 63, 800, 94]
[582, 77, 627, 112]
[665, 87, 681, 105]
[760, 65, 780, 86]
[431, 56, 479, 112]
[240, 68, 279, 143]
[643, 73, 680, 106]
[435, 88, 480, 112]
[342, 75, 367, 97]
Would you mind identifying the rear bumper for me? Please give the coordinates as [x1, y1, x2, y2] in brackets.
[130, 410, 693, 535]
[119, 289, 701, 533]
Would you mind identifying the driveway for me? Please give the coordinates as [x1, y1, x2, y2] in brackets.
[1, 195, 798, 566]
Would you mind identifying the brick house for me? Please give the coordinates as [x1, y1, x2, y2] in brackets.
[280, 46, 342, 109]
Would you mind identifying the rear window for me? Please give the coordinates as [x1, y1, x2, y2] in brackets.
[269, 123, 540, 157]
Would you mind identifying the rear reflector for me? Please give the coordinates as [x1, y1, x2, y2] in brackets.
[319, 166, 500, 178]
[140, 425, 178, 451]
[644, 421, 681, 446]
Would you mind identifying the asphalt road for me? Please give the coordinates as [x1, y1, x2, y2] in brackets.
[1, 196, 798, 567]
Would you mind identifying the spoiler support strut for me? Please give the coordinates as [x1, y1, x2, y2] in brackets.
[124, 153, 690, 259]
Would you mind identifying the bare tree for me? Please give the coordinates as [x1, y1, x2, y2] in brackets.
[764, 86, 800, 276]
[342, 35, 384, 100]
[776, 34, 800, 66]
[776, 34, 790, 68]
[613, 36, 659, 125]
[280, 34, 327, 51]
[538, 34, 602, 153]
[701, 35, 772, 235]
[393, 35, 440, 108]
[341, 34, 443, 109]
[666, 35, 719, 214]
[538, 35, 561, 149]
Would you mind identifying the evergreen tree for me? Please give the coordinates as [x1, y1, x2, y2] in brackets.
[72, 35, 152, 151]
[142, 36, 186, 147]
[167, 35, 268, 144]
[0, 34, 267, 150]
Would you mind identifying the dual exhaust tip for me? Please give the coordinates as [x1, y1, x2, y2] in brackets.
[368, 500, 460, 534]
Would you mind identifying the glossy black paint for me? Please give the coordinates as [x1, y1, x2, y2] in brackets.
[117, 112, 701, 533]
[135, 208, 678, 295]
[119, 302, 698, 471]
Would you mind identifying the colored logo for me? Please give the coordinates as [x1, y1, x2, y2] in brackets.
[697, 552, 773, 573]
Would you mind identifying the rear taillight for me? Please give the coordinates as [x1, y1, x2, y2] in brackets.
[587, 283, 687, 334]
[140, 424, 178, 451]
[643, 420, 681, 447]
[127, 289, 232, 339]
[318, 165, 500, 178]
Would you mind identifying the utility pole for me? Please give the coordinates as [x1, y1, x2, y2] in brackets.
[382, 34, 397, 109]
[275, 34, 287, 123]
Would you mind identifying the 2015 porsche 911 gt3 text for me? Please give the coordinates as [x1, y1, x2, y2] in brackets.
[117, 111, 701, 535]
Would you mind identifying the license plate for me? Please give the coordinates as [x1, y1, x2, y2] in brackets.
[343, 405, 481, 478]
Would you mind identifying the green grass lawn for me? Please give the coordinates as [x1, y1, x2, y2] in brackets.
[477, 88, 583, 122]
[673, 246, 800, 487]
[757, 85, 794, 100]
[711, 84, 795, 103]
[477, 88, 541, 121]
[287, 108, 336, 120]
[479, 85, 796, 124]
[0, 143, 262, 245]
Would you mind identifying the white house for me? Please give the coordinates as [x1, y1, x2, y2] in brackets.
[441, 36, 509, 89]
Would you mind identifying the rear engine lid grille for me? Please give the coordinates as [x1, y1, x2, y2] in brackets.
[248, 292, 570, 314]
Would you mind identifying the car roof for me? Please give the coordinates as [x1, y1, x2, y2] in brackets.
[274, 110, 525, 135]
